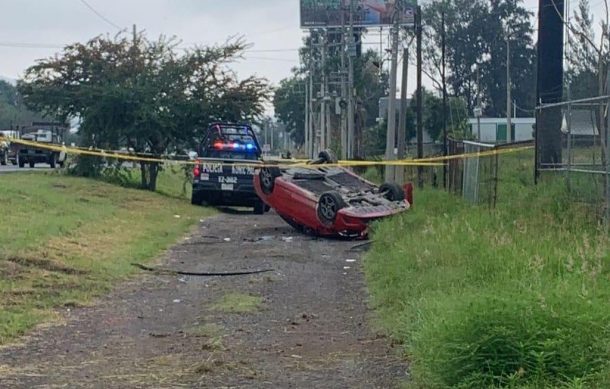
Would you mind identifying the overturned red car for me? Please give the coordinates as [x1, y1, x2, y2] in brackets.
[254, 151, 411, 238]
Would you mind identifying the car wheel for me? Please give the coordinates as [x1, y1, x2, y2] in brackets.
[18, 156, 24, 168]
[380, 183, 405, 202]
[260, 167, 281, 194]
[0, 154, 6, 166]
[318, 149, 338, 164]
[253, 200, 266, 215]
[29, 161, 35, 168]
[191, 191, 204, 206]
[317, 191, 347, 225]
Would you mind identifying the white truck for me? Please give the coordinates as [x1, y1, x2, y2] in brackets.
[17, 130, 65, 168]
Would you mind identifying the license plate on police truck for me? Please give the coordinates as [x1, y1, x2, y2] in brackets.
[221, 183, 234, 191]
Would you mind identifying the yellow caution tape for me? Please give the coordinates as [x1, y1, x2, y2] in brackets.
[8, 138, 532, 168]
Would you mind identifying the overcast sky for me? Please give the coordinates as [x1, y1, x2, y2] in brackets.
[0, 0, 604, 111]
[0, 0, 302, 84]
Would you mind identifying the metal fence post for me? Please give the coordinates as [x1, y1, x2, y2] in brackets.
[566, 93, 572, 192]
[606, 96, 610, 229]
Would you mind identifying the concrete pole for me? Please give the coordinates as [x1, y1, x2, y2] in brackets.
[442, 9, 448, 188]
[304, 79, 309, 156]
[340, 6, 348, 160]
[325, 83, 331, 150]
[396, 46, 409, 185]
[416, 6, 424, 188]
[320, 32, 327, 151]
[347, 0, 355, 159]
[507, 32, 512, 143]
[384, 24, 400, 183]
[476, 66, 481, 140]
[309, 72, 315, 158]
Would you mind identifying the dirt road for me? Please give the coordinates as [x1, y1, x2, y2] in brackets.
[0, 211, 407, 388]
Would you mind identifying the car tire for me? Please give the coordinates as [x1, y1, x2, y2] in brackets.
[260, 167, 281, 194]
[0, 154, 6, 166]
[380, 183, 405, 202]
[18, 156, 24, 168]
[318, 149, 338, 164]
[29, 161, 35, 168]
[317, 191, 347, 225]
[191, 191, 204, 206]
[253, 200, 266, 215]
[49, 155, 56, 169]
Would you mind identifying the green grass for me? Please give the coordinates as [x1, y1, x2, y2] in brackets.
[212, 293, 263, 314]
[365, 151, 610, 388]
[100, 163, 193, 200]
[0, 171, 214, 344]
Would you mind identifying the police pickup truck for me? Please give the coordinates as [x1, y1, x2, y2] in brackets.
[191, 123, 268, 214]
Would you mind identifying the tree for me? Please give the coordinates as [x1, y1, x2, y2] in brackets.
[566, 0, 600, 99]
[19, 32, 271, 191]
[0, 81, 45, 129]
[422, 0, 536, 117]
[274, 76, 306, 145]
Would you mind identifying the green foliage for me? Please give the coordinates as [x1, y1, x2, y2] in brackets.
[365, 154, 610, 388]
[274, 76, 306, 145]
[0, 80, 45, 129]
[18, 32, 271, 190]
[566, 0, 599, 99]
[423, 0, 536, 117]
[363, 120, 386, 157]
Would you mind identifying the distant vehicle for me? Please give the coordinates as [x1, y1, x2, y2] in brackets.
[254, 150, 411, 239]
[191, 122, 269, 214]
[0, 130, 19, 165]
[17, 130, 65, 168]
[0, 137, 8, 166]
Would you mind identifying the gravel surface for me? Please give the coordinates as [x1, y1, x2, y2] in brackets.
[0, 211, 408, 388]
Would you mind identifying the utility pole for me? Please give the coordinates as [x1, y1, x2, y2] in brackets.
[441, 9, 448, 188]
[385, 23, 400, 183]
[305, 77, 310, 155]
[476, 66, 482, 140]
[320, 31, 327, 151]
[340, 6, 348, 160]
[309, 71, 315, 158]
[325, 85, 331, 150]
[506, 30, 512, 143]
[416, 6, 424, 188]
[347, 0, 355, 159]
[396, 45, 409, 185]
[270, 122, 275, 151]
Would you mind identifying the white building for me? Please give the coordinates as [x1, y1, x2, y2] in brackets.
[467, 117, 535, 143]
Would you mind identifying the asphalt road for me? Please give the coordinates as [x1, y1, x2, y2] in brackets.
[0, 163, 51, 173]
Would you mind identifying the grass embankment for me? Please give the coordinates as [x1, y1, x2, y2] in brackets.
[365, 153, 610, 388]
[0, 172, 214, 344]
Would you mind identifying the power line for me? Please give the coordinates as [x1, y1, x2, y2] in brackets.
[79, 0, 122, 30]
[0, 40, 300, 54]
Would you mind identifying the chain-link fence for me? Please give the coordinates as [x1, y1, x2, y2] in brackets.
[446, 138, 534, 208]
[536, 96, 610, 223]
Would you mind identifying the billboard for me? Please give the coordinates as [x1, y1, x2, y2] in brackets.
[300, 0, 416, 28]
